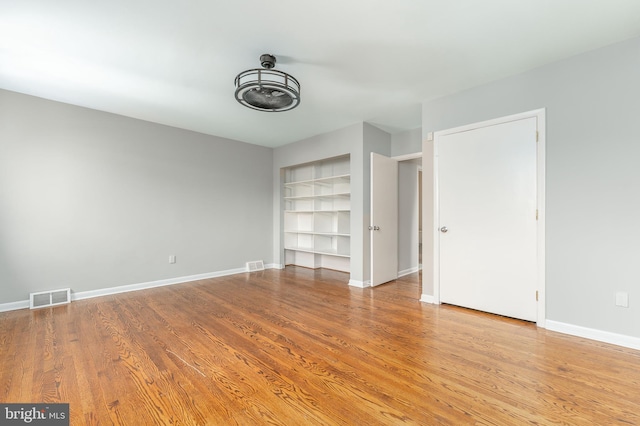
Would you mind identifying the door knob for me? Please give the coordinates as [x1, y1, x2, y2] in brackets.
[440, 226, 448, 233]
[374, 226, 380, 231]
[368, 225, 373, 230]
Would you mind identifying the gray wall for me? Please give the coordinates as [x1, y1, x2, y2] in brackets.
[0, 90, 273, 305]
[391, 127, 422, 157]
[422, 36, 640, 337]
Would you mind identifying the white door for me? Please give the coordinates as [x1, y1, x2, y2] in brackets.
[370, 153, 398, 287]
[437, 116, 538, 321]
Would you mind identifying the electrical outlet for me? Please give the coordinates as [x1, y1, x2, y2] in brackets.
[169, 255, 176, 264]
[615, 291, 629, 308]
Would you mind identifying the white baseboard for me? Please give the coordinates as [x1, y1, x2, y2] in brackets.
[348, 279, 371, 288]
[0, 264, 282, 312]
[546, 320, 640, 351]
[398, 267, 420, 278]
[0, 300, 30, 312]
[72, 267, 247, 302]
[267, 263, 285, 270]
[419, 294, 437, 304]
[412, 302, 639, 350]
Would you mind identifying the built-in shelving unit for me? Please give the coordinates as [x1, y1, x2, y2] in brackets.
[283, 155, 350, 272]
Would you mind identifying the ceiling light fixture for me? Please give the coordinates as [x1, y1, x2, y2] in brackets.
[234, 54, 301, 112]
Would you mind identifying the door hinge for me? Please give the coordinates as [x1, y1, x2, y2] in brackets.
[536, 131, 539, 142]
[536, 290, 539, 301]
[536, 209, 538, 220]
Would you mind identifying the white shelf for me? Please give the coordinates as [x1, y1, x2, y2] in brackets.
[283, 178, 315, 186]
[283, 155, 351, 272]
[284, 209, 350, 213]
[284, 247, 350, 258]
[284, 231, 350, 237]
[285, 174, 350, 187]
[283, 191, 350, 200]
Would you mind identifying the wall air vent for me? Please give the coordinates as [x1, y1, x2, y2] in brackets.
[30, 288, 71, 309]
[246, 260, 265, 272]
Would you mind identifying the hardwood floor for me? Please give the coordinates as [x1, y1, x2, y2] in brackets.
[1, 267, 639, 425]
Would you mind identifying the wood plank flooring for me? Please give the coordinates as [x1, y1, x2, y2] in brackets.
[1, 267, 639, 425]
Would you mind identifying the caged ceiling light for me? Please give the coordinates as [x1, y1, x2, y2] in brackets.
[234, 54, 301, 112]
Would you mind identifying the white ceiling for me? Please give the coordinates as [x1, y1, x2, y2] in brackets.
[2, 1, 640, 148]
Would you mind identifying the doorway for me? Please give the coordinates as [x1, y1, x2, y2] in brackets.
[398, 158, 422, 277]
[370, 153, 423, 287]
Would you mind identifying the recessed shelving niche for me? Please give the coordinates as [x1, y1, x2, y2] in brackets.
[283, 155, 350, 272]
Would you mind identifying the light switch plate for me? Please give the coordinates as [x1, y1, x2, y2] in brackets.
[615, 291, 629, 308]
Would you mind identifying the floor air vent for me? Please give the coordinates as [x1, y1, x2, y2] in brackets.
[246, 260, 265, 272]
[30, 288, 71, 309]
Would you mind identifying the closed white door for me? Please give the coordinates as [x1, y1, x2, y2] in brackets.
[370, 153, 398, 287]
[437, 116, 538, 321]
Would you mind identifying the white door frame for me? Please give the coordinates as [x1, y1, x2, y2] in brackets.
[433, 109, 546, 327]
[418, 165, 423, 272]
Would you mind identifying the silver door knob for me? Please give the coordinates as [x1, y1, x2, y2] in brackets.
[440, 226, 448, 233]
[368, 225, 373, 230]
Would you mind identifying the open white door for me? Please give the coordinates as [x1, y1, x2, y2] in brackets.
[435, 112, 543, 322]
[370, 153, 398, 287]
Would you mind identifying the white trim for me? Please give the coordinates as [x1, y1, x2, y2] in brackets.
[267, 263, 285, 270]
[420, 294, 436, 304]
[349, 279, 371, 288]
[432, 109, 546, 326]
[546, 320, 640, 351]
[392, 152, 422, 162]
[432, 128, 441, 304]
[398, 267, 420, 278]
[434, 109, 545, 137]
[0, 264, 282, 312]
[0, 300, 30, 312]
[72, 267, 247, 301]
[417, 166, 423, 284]
[535, 110, 546, 327]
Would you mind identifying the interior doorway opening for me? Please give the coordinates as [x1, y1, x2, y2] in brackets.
[369, 152, 422, 289]
[397, 157, 422, 278]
